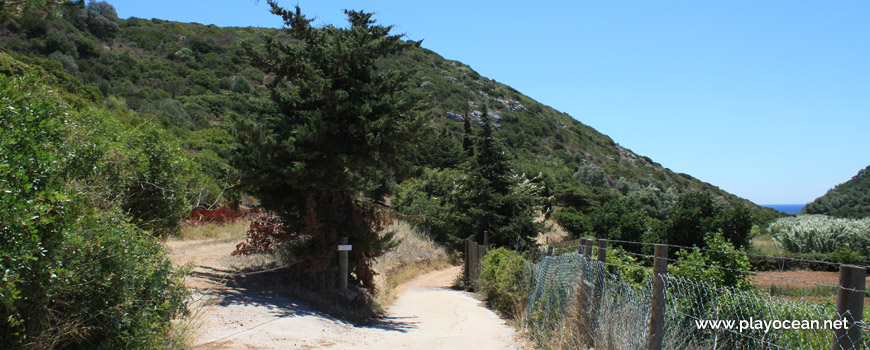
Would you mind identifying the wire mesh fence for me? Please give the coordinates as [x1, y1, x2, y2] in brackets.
[524, 246, 868, 350]
[527, 252, 652, 348]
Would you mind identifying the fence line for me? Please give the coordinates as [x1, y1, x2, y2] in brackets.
[564, 237, 867, 269]
[528, 238, 867, 350]
[464, 239, 487, 285]
[603, 244, 866, 294]
[553, 237, 869, 291]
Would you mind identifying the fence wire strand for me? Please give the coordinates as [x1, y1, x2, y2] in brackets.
[524, 249, 868, 350]
[594, 238, 862, 268]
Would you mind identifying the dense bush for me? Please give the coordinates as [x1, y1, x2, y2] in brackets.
[0, 73, 189, 348]
[661, 192, 753, 249]
[478, 248, 530, 317]
[230, 75, 250, 94]
[768, 215, 870, 255]
[589, 197, 650, 246]
[552, 207, 591, 237]
[393, 168, 467, 247]
[670, 231, 753, 288]
[85, 1, 120, 39]
[118, 126, 194, 237]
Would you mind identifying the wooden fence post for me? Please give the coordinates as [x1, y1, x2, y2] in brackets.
[478, 243, 487, 276]
[597, 239, 606, 263]
[338, 237, 349, 291]
[648, 244, 668, 350]
[464, 239, 472, 283]
[470, 240, 479, 282]
[583, 239, 593, 261]
[832, 265, 866, 350]
[592, 239, 606, 331]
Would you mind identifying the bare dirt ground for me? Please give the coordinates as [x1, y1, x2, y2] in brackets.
[753, 270, 870, 305]
[166, 239, 529, 349]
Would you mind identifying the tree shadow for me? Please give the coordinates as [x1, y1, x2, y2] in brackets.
[360, 316, 420, 333]
[191, 267, 327, 319]
[189, 265, 418, 332]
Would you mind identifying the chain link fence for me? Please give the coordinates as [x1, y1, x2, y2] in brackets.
[525, 250, 868, 350]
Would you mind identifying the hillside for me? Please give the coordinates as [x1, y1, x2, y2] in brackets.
[0, 1, 779, 223]
[802, 165, 870, 218]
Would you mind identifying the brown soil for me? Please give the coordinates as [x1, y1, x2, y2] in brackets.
[754, 270, 843, 289]
[753, 270, 870, 305]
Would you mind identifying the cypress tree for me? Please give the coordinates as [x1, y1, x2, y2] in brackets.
[461, 108, 544, 248]
[231, 2, 424, 291]
[462, 111, 473, 155]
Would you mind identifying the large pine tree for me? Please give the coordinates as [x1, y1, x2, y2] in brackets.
[461, 110, 545, 248]
[231, 2, 424, 290]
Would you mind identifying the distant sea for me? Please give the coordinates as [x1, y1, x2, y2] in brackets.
[761, 204, 805, 214]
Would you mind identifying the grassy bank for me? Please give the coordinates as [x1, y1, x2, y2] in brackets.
[373, 221, 450, 308]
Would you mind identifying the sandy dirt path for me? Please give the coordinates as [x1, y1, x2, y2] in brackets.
[323, 266, 526, 350]
[166, 239, 528, 349]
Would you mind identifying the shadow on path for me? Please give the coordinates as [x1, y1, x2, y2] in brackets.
[190, 265, 417, 333]
[360, 316, 420, 333]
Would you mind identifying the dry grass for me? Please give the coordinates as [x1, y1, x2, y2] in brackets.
[522, 281, 596, 350]
[535, 214, 571, 245]
[750, 234, 781, 255]
[176, 220, 252, 241]
[373, 221, 449, 308]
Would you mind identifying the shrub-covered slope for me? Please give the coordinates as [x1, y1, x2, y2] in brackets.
[803, 165, 870, 218]
[0, 53, 191, 349]
[0, 1, 779, 222]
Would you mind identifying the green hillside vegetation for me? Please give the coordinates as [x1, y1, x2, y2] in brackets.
[0, 55, 190, 348]
[0, 1, 777, 217]
[802, 165, 870, 218]
[0, 1, 793, 346]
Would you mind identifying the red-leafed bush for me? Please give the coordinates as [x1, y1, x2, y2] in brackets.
[233, 214, 291, 255]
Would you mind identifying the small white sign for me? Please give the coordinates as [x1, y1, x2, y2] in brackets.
[338, 244, 352, 251]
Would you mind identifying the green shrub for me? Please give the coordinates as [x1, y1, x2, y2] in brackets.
[748, 252, 839, 272]
[553, 207, 591, 237]
[119, 126, 194, 237]
[604, 249, 651, 287]
[769, 215, 870, 255]
[589, 197, 649, 247]
[0, 73, 189, 348]
[231, 75, 250, 94]
[394, 168, 468, 249]
[478, 247, 530, 317]
[671, 231, 753, 288]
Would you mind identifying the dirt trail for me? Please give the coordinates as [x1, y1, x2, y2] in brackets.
[166, 239, 527, 349]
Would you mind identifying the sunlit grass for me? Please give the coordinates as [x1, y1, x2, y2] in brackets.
[177, 220, 251, 241]
[373, 220, 449, 308]
[750, 234, 781, 255]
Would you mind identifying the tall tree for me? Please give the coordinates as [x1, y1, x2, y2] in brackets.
[665, 191, 716, 248]
[231, 2, 424, 291]
[462, 111, 473, 155]
[461, 109, 544, 248]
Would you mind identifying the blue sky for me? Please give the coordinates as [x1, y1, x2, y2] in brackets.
[109, 0, 870, 205]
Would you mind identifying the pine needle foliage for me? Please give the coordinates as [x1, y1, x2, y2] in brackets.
[460, 110, 545, 249]
[231, 2, 425, 291]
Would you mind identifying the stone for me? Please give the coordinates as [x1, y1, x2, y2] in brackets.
[336, 289, 359, 302]
[445, 112, 464, 121]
